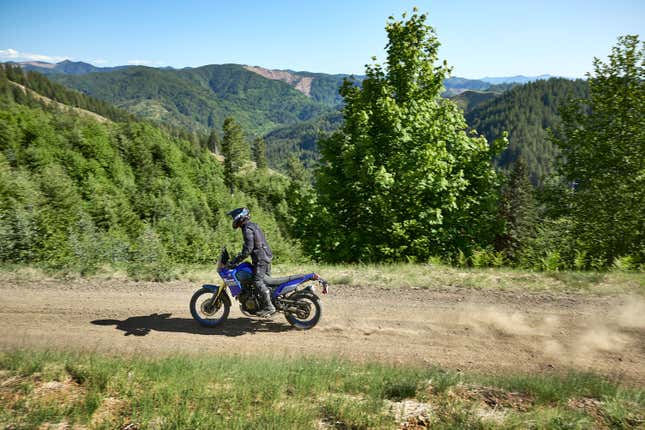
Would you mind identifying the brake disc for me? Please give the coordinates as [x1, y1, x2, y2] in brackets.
[296, 302, 311, 319]
[201, 298, 219, 316]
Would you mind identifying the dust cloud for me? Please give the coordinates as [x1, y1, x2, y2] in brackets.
[458, 296, 645, 364]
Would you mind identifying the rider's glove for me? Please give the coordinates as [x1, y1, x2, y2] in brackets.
[227, 257, 239, 268]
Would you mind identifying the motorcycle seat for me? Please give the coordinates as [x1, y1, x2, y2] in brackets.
[263, 274, 306, 287]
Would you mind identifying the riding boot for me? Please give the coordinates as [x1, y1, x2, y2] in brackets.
[257, 288, 276, 317]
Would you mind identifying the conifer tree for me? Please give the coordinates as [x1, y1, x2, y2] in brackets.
[552, 35, 644, 265]
[207, 129, 220, 154]
[221, 117, 248, 193]
[252, 137, 268, 170]
[286, 154, 309, 184]
[495, 158, 538, 260]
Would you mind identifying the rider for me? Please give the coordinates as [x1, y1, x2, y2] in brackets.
[226, 207, 276, 317]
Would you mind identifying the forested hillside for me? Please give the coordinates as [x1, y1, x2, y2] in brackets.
[9, 59, 128, 75]
[261, 79, 589, 180]
[49, 61, 588, 186]
[264, 112, 343, 169]
[50, 64, 335, 137]
[2, 25, 640, 273]
[466, 78, 589, 183]
[2, 64, 133, 123]
[32, 60, 585, 183]
[0, 65, 300, 278]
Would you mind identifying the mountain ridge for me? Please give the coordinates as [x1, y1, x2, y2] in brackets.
[480, 74, 555, 84]
[7, 60, 565, 96]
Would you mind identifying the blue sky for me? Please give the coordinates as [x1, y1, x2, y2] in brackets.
[1, 0, 643, 78]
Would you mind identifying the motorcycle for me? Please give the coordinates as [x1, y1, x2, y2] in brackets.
[190, 248, 329, 330]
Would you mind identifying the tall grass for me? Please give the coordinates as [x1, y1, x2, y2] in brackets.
[1, 350, 643, 429]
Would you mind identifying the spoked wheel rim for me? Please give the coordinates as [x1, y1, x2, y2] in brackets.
[194, 293, 226, 322]
[287, 296, 317, 325]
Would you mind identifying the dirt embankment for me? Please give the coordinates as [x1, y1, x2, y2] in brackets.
[0, 279, 643, 384]
[244, 65, 313, 96]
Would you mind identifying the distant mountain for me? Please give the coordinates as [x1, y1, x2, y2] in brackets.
[48, 64, 335, 136]
[8, 60, 128, 75]
[1, 62, 133, 123]
[480, 75, 554, 85]
[443, 77, 491, 96]
[244, 66, 362, 105]
[12, 59, 577, 182]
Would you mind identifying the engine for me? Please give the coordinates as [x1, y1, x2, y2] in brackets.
[238, 289, 260, 314]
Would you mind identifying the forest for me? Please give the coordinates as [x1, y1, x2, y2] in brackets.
[0, 64, 304, 280]
[0, 13, 643, 276]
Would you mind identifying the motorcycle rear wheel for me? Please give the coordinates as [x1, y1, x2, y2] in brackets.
[284, 294, 322, 330]
[190, 288, 230, 327]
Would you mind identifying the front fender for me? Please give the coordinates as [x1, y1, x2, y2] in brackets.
[202, 283, 221, 293]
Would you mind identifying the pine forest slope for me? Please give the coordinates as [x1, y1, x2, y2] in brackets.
[466, 78, 589, 183]
[0, 65, 299, 275]
[50, 64, 336, 137]
[24, 60, 590, 184]
[264, 78, 590, 184]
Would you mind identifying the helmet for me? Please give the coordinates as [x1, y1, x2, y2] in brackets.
[227, 207, 250, 229]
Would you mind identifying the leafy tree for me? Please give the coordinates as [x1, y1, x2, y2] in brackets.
[315, 10, 506, 262]
[552, 35, 644, 265]
[495, 158, 538, 261]
[252, 137, 268, 170]
[221, 117, 248, 193]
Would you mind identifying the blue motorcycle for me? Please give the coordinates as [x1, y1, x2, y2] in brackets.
[190, 248, 329, 330]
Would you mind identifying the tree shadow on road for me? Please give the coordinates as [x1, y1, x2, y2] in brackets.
[91, 313, 292, 337]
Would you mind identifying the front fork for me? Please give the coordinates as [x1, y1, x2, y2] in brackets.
[207, 282, 227, 307]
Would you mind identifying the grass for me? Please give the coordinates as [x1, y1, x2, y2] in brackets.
[0, 350, 643, 429]
[185, 262, 645, 295]
[1, 262, 644, 295]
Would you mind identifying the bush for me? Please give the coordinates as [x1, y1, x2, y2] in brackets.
[470, 249, 488, 268]
[611, 256, 641, 272]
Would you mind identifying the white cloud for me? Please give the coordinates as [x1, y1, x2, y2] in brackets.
[92, 58, 109, 65]
[0, 48, 70, 63]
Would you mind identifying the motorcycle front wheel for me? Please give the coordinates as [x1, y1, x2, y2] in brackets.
[190, 288, 230, 327]
[284, 293, 322, 330]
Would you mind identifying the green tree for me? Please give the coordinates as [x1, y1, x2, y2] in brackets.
[286, 154, 309, 184]
[221, 117, 248, 193]
[315, 10, 506, 262]
[287, 155, 317, 243]
[552, 35, 644, 265]
[252, 137, 268, 170]
[206, 129, 220, 154]
[495, 158, 538, 261]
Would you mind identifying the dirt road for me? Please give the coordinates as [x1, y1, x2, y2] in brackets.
[1, 278, 644, 384]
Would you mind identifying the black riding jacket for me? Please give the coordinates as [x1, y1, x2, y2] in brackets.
[234, 221, 273, 265]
